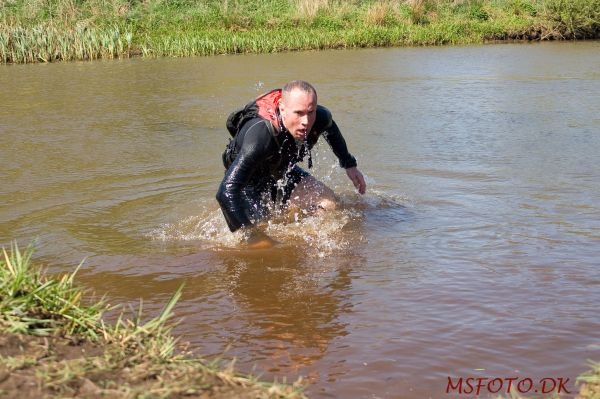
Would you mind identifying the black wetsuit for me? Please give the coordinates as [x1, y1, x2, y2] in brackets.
[216, 105, 357, 232]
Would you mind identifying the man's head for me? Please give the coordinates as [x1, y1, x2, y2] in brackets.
[279, 80, 317, 141]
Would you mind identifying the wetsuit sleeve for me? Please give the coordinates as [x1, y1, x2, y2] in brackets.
[323, 120, 358, 169]
[216, 120, 273, 232]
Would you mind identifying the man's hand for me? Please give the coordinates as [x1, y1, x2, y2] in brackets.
[245, 229, 279, 249]
[346, 167, 366, 194]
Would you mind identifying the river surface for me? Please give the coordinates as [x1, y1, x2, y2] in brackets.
[1, 42, 600, 398]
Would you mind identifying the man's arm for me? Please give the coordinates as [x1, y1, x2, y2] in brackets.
[318, 111, 367, 194]
[322, 120, 358, 169]
[216, 120, 273, 232]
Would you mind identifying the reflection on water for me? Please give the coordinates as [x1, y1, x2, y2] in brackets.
[1, 42, 600, 398]
[215, 249, 354, 374]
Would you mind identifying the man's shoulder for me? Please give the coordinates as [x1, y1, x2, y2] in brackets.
[241, 117, 275, 137]
[239, 117, 278, 153]
[314, 105, 333, 132]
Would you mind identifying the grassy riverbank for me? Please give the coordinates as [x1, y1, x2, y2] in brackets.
[0, 244, 305, 398]
[1, 0, 599, 63]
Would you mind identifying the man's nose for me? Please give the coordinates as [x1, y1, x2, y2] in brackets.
[300, 115, 308, 126]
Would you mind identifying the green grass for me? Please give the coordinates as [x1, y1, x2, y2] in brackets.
[1, 0, 599, 63]
[0, 243, 104, 338]
[577, 361, 600, 399]
[0, 243, 306, 398]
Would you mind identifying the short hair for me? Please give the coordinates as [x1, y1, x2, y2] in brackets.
[282, 80, 317, 104]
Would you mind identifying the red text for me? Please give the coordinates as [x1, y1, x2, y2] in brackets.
[446, 376, 571, 396]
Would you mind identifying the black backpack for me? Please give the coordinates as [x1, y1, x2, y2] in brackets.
[222, 90, 281, 168]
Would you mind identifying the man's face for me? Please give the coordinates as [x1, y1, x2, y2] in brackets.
[279, 89, 317, 141]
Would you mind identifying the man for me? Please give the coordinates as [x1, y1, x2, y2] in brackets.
[217, 80, 366, 249]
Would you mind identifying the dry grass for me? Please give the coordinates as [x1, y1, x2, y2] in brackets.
[366, 1, 396, 26]
[407, 0, 429, 24]
[294, 0, 330, 18]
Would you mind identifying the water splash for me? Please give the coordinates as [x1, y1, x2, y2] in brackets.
[148, 190, 409, 257]
[148, 207, 243, 248]
[266, 207, 360, 257]
[338, 189, 412, 210]
[149, 206, 359, 257]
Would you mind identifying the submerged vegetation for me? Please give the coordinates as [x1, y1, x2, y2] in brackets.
[0, 244, 305, 398]
[0, 0, 599, 63]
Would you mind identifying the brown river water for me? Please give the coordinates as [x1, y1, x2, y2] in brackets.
[1, 42, 600, 398]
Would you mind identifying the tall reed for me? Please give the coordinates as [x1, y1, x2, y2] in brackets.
[0, 24, 132, 63]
